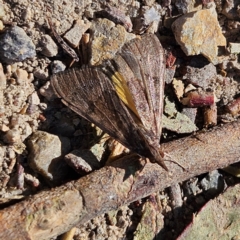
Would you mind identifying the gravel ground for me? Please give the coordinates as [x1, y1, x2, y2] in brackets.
[0, 0, 240, 239]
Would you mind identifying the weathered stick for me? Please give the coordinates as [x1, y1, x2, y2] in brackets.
[1, 120, 240, 239]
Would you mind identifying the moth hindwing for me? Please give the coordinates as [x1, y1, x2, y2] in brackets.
[51, 34, 167, 171]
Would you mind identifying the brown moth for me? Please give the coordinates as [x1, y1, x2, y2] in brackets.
[51, 34, 168, 171]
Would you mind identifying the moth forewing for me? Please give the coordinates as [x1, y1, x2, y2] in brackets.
[112, 34, 165, 137]
[52, 67, 147, 151]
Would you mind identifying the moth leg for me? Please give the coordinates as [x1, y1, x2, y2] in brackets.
[137, 158, 150, 173]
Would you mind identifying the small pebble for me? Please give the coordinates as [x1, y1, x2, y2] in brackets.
[64, 150, 93, 174]
[0, 63, 6, 89]
[39, 81, 56, 101]
[0, 20, 4, 31]
[27, 91, 40, 105]
[51, 60, 66, 74]
[162, 113, 198, 134]
[204, 104, 217, 127]
[226, 97, 240, 116]
[33, 68, 49, 80]
[172, 78, 184, 100]
[200, 170, 225, 197]
[40, 34, 58, 57]
[165, 65, 176, 84]
[7, 148, 15, 159]
[0, 124, 9, 132]
[0, 4, 5, 19]
[229, 42, 240, 54]
[38, 102, 48, 111]
[63, 19, 91, 48]
[24, 173, 40, 187]
[65, 148, 102, 174]
[14, 69, 29, 85]
[26, 104, 38, 115]
[182, 108, 197, 124]
[183, 178, 201, 196]
[3, 129, 21, 144]
[72, 118, 80, 126]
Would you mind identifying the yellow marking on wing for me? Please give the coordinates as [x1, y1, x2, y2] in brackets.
[111, 72, 141, 120]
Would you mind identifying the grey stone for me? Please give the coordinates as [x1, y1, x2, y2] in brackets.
[27, 131, 71, 183]
[162, 113, 198, 134]
[0, 26, 36, 64]
[51, 60, 66, 74]
[183, 178, 201, 196]
[183, 63, 217, 89]
[27, 91, 40, 105]
[165, 66, 176, 84]
[200, 170, 225, 197]
[229, 42, 240, 53]
[181, 108, 197, 124]
[163, 97, 198, 134]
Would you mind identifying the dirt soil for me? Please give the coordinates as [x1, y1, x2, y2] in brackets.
[0, 0, 240, 239]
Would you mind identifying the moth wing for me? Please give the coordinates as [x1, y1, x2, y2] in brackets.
[51, 67, 148, 152]
[111, 34, 165, 137]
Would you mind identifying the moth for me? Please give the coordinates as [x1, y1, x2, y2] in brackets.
[51, 34, 168, 171]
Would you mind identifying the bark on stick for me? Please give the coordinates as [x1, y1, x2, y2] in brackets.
[0, 120, 240, 239]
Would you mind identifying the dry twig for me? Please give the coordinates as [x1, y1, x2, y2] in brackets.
[0, 120, 240, 239]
